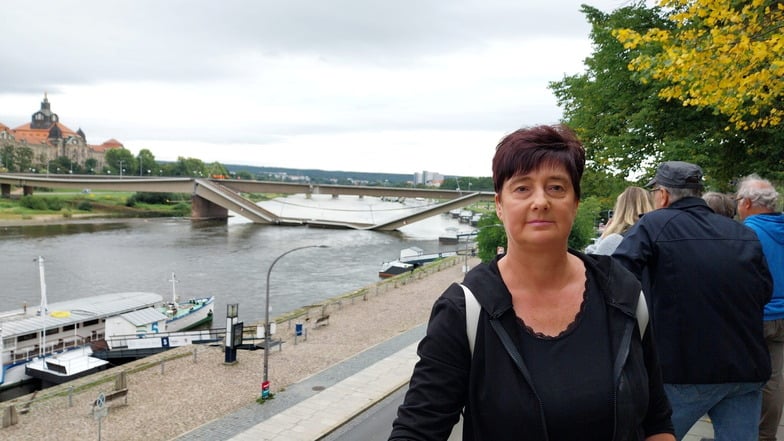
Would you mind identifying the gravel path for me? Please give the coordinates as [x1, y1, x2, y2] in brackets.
[1, 257, 476, 441]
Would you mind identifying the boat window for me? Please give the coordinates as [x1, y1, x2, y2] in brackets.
[18, 333, 38, 342]
[45, 328, 59, 336]
[3, 337, 14, 347]
[63, 324, 75, 331]
[84, 319, 100, 327]
[45, 362, 67, 374]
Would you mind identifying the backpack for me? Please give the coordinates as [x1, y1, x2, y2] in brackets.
[460, 284, 648, 356]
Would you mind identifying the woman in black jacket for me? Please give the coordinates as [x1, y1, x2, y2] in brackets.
[389, 125, 674, 441]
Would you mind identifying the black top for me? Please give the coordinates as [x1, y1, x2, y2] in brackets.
[518, 275, 613, 440]
[389, 253, 675, 441]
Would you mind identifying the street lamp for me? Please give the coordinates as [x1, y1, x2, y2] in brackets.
[118, 160, 125, 178]
[261, 244, 328, 399]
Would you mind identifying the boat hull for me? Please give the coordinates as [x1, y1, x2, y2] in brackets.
[163, 297, 215, 332]
[25, 347, 110, 387]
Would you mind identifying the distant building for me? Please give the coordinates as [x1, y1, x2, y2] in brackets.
[0, 94, 123, 171]
[414, 170, 444, 187]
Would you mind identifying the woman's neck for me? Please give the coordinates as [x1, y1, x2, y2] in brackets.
[499, 246, 577, 292]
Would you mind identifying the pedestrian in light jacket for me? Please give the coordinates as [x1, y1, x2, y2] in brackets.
[736, 174, 784, 441]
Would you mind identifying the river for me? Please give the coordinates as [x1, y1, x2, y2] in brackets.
[0, 194, 477, 325]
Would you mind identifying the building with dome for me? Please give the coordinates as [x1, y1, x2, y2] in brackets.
[0, 94, 123, 172]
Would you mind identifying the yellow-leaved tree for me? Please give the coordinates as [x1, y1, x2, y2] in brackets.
[614, 0, 784, 130]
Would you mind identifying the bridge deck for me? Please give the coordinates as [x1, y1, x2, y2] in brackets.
[0, 173, 493, 230]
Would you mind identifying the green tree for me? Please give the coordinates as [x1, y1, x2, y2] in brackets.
[136, 149, 157, 176]
[104, 147, 136, 176]
[569, 196, 602, 251]
[170, 157, 207, 177]
[1, 145, 15, 171]
[85, 158, 98, 174]
[206, 161, 230, 178]
[550, 3, 784, 188]
[476, 212, 507, 263]
[16, 146, 34, 172]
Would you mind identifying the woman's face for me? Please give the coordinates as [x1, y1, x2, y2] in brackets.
[495, 163, 579, 250]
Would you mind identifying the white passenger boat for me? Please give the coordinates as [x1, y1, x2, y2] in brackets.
[1, 291, 163, 390]
[1, 259, 217, 392]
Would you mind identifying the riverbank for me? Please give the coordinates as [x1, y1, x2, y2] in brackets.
[1, 257, 476, 441]
[0, 213, 131, 227]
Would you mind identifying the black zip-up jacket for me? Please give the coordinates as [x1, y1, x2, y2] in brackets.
[613, 197, 772, 384]
[390, 252, 673, 441]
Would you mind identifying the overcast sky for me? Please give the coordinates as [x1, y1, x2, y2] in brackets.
[0, 0, 631, 177]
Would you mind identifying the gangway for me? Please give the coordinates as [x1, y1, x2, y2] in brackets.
[94, 328, 224, 360]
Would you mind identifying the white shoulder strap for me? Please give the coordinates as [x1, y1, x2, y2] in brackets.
[461, 283, 481, 356]
[636, 291, 648, 338]
[462, 284, 647, 353]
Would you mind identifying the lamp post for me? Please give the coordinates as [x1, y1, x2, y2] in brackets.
[262, 244, 327, 399]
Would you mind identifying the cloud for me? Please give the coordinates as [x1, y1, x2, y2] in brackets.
[0, 0, 630, 176]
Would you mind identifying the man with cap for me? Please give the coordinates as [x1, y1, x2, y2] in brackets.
[613, 161, 772, 440]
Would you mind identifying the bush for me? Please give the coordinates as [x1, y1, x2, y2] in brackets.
[127, 192, 178, 205]
[77, 200, 93, 211]
[569, 196, 601, 251]
[20, 195, 49, 210]
[172, 202, 191, 216]
[45, 198, 64, 211]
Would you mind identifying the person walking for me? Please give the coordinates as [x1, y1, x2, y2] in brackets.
[613, 161, 773, 440]
[736, 174, 784, 441]
[390, 125, 674, 441]
[586, 186, 654, 255]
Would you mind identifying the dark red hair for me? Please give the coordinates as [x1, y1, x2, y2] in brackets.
[492, 125, 585, 198]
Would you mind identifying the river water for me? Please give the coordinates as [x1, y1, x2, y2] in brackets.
[0, 194, 477, 325]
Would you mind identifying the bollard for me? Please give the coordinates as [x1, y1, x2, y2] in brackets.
[193, 347, 198, 363]
[68, 385, 74, 407]
[160, 359, 165, 375]
[2, 405, 19, 428]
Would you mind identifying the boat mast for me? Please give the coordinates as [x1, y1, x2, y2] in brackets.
[37, 256, 47, 358]
[168, 273, 179, 303]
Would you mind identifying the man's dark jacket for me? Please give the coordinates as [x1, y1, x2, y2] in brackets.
[389, 252, 673, 441]
[613, 197, 772, 384]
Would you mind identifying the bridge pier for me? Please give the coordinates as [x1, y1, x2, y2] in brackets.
[23, 186, 34, 196]
[190, 195, 229, 221]
[1, 184, 9, 198]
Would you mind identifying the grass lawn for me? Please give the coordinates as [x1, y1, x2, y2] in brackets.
[0, 190, 190, 222]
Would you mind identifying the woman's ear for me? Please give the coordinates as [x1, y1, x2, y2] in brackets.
[495, 193, 503, 220]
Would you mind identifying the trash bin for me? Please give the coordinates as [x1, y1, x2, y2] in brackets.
[295, 323, 303, 336]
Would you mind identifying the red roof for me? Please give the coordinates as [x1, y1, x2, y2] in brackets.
[91, 139, 124, 152]
[11, 122, 79, 144]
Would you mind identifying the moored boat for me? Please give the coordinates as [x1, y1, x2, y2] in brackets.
[378, 247, 457, 278]
[158, 273, 214, 332]
[1, 258, 164, 392]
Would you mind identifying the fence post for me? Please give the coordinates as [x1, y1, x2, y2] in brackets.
[2, 405, 19, 428]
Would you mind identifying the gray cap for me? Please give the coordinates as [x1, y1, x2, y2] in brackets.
[646, 161, 704, 189]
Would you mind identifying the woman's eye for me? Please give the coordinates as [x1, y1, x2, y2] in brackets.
[514, 186, 529, 193]
[547, 185, 566, 193]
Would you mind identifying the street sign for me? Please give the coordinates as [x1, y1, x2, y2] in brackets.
[93, 393, 108, 421]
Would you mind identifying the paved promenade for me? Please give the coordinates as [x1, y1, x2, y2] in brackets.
[176, 322, 783, 441]
[174, 325, 426, 441]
